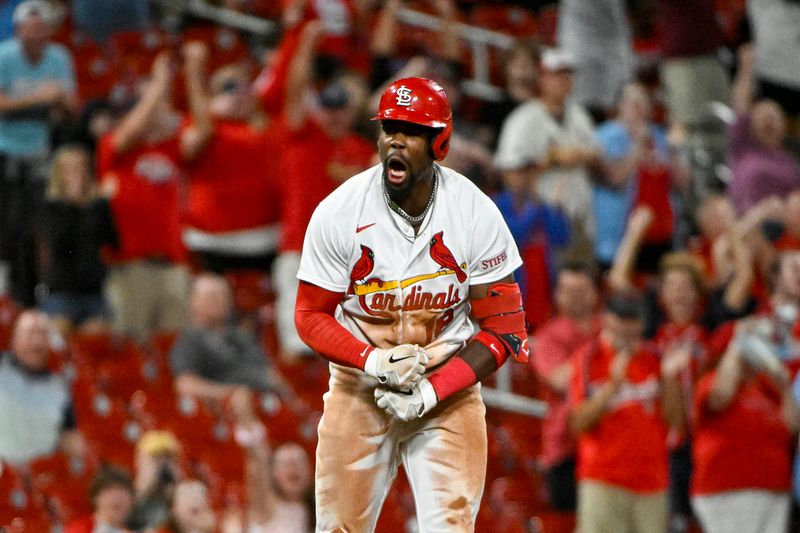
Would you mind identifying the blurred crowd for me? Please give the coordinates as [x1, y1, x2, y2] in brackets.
[0, 0, 799, 532]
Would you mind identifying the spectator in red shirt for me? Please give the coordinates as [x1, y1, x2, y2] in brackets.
[570, 291, 688, 533]
[690, 317, 800, 533]
[181, 41, 283, 273]
[272, 21, 374, 361]
[653, 253, 712, 532]
[530, 259, 600, 511]
[98, 52, 190, 342]
[64, 466, 134, 533]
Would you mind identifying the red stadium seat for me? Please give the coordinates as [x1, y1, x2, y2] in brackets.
[79, 392, 140, 470]
[536, 4, 559, 46]
[224, 270, 274, 315]
[0, 462, 49, 527]
[489, 474, 546, 523]
[0, 295, 19, 351]
[108, 28, 169, 77]
[182, 25, 250, 72]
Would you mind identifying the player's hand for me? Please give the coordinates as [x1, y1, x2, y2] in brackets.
[375, 378, 438, 421]
[364, 344, 428, 391]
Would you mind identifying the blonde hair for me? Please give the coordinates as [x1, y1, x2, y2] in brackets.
[659, 252, 707, 294]
[46, 144, 95, 202]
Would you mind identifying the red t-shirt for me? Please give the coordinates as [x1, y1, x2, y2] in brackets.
[570, 339, 669, 493]
[654, 322, 709, 447]
[279, 118, 374, 252]
[691, 371, 792, 495]
[636, 163, 674, 245]
[531, 315, 600, 467]
[65, 517, 131, 533]
[185, 120, 282, 233]
[64, 517, 94, 533]
[98, 131, 186, 264]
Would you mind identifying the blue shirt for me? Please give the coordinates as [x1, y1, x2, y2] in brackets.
[493, 190, 570, 296]
[0, 1, 25, 42]
[593, 120, 668, 263]
[0, 38, 75, 156]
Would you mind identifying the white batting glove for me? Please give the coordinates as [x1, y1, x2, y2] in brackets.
[374, 378, 438, 421]
[364, 344, 429, 391]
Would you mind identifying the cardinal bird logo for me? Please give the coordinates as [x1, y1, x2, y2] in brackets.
[429, 231, 467, 283]
[349, 244, 375, 294]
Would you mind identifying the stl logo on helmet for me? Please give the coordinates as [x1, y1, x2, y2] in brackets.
[395, 85, 413, 106]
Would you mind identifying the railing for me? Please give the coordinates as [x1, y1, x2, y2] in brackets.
[150, 0, 514, 101]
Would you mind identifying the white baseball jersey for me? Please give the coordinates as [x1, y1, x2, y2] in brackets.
[298, 163, 522, 384]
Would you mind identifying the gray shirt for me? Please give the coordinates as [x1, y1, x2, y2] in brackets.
[170, 326, 280, 392]
[0, 353, 72, 464]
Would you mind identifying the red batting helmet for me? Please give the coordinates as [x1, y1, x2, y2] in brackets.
[373, 77, 453, 160]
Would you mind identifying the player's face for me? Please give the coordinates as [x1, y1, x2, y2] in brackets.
[378, 120, 435, 196]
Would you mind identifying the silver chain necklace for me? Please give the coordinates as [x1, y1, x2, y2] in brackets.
[382, 166, 439, 225]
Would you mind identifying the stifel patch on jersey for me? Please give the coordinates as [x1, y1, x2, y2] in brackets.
[481, 250, 507, 270]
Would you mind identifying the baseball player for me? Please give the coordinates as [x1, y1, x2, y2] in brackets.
[294, 77, 529, 532]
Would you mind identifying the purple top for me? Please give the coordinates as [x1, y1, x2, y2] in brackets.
[727, 114, 800, 215]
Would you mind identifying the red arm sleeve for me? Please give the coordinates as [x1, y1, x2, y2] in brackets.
[294, 280, 373, 369]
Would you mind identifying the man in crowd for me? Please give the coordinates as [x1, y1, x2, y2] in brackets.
[570, 292, 688, 533]
[99, 51, 189, 341]
[530, 259, 600, 512]
[181, 41, 283, 273]
[170, 274, 295, 404]
[0, 310, 85, 464]
[494, 47, 601, 250]
[0, 0, 77, 306]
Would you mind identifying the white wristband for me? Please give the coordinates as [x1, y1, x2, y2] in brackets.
[418, 378, 438, 412]
[364, 348, 379, 378]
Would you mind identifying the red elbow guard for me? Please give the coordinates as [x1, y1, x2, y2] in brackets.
[471, 282, 529, 363]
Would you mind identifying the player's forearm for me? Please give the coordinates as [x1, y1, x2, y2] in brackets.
[707, 346, 743, 412]
[294, 281, 372, 369]
[294, 307, 371, 368]
[661, 377, 686, 430]
[425, 337, 504, 403]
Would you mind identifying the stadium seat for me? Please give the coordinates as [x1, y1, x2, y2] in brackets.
[536, 4, 559, 46]
[182, 25, 250, 72]
[489, 474, 546, 523]
[108, 28, 169, 78]
[0, 462, 49, 527]
[0, 295, 19, 351]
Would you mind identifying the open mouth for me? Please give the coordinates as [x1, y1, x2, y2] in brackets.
[386, 156, 408, 186]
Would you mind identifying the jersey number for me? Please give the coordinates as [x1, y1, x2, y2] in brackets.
[425, 309, 454, 345]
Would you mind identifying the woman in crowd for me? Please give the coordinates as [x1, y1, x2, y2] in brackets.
[37, 143, 117, 336]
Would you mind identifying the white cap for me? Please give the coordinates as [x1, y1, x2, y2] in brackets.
[12, 0, 58, 27]
[541, 48, 576, 72]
